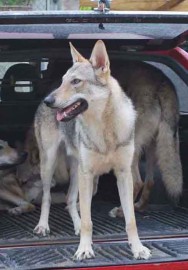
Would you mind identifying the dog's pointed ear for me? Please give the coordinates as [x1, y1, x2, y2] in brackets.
[90, 40, 110, 73]
[69, 42, 87, 63]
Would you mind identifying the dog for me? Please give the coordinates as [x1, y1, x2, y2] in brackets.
[0, 139, 35, 214]
[16, 127, 69, 207]
[38, 57, 183, 213]
[108, 60, 182, 216]
[0, 134, 68, 215]
[34, 40, 151, 260]
[0, 140, 27, 170]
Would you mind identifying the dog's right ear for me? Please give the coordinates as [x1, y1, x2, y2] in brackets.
[69, 42, 87, 63]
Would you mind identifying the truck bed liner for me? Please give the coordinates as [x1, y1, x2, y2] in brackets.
[0, 238, 188, 269]
[0, 201, 188, 245]
[0, 201, 188, 269]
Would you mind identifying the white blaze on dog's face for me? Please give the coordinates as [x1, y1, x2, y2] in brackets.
[47, 40, 111, 122]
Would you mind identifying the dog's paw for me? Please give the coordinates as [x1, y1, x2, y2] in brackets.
[74, 243, 95, 261]
[8, 207, 23, 215]
[108, 206, 124, 218]
[134, 201, 147, 212]
[131, 244, 151, 260]
[8, 203, 35, 215]
[33, 223, 50, 236]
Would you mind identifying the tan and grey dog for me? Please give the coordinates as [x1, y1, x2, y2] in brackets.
[109, 60, 182, 216]
[0, 134, 68, 215]
[34, 40, 151, 260]
[16, 127, 69, 208]
[0, 140, 27, 170]
[0, 139, 35, 214]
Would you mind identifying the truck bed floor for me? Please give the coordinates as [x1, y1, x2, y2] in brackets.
[0, 201, 187, 269]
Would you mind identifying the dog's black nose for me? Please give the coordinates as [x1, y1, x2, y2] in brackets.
[44, 95, 55, 107]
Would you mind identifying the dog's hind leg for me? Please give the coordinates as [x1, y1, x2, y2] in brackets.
[66, 157, 81, 235]
[132, 152, 144, 200]
[135, 142, 155, 211]
[34, 143, 59, 236]
[67, 171, 98, 236]
[109, 152, 143, 218]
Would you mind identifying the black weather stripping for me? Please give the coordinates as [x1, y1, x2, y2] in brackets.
[0, 11, 188, 25]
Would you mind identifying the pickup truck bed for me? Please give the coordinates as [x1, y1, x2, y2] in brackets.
[0, 202, 187, 269]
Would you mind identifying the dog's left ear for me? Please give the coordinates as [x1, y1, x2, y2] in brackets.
[69, 42, 87, 63]
[90, 40, 110, 74]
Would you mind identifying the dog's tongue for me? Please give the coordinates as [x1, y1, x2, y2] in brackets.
[56, 105, 74, 121]
[56, 111, 65, 121]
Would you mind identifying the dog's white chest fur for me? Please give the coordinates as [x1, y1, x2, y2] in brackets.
[89, 150, 120, 175]
[81, 140, 134, 176]
[75, 88, 136, 176]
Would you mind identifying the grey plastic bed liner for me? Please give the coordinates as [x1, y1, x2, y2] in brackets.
[0, 202, 188, 246]
[0, 202, 187, 269]
[0, 238, 188, 269]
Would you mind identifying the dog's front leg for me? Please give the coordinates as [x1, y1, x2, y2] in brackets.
[34, 147, 58, 236]
[114, 166, 151, 260]
[74, 165, 94, 260]
[66, 157, 81, 235]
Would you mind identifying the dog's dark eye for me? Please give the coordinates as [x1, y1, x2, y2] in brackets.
[0, 145, 3, 150]
[71, 79, 81, 85]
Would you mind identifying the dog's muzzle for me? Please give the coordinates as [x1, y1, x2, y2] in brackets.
[0, 151, 27, 170]
[56, 98, 88, 122]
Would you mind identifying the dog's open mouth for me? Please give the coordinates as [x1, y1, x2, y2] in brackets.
[56, 98, 88, 122]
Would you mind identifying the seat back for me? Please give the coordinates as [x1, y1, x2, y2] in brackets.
[1, 63, 39, 101]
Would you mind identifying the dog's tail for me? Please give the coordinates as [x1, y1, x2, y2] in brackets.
[156, 80, 183, 201]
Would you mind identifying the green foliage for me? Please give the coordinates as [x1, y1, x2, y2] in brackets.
[80, 6, 93, 10]
[0, 0, 31, 6]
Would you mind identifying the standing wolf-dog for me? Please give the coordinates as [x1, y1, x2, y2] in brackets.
[38, 57, 182, 214]
[109, 60, 182, 216]
[34, 40, 151, 260]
